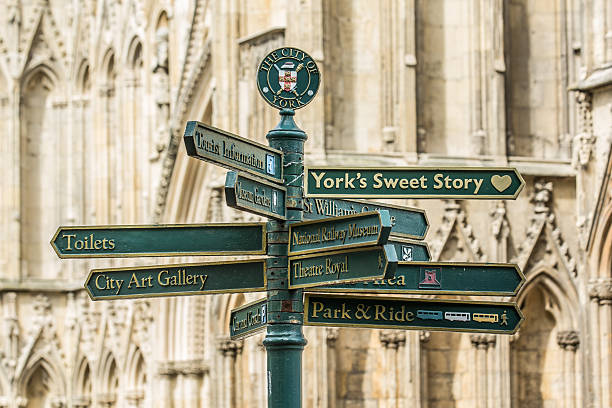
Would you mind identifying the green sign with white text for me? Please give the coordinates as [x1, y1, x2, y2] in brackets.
[305, 166, 525, 199]
[51, 223, 267, 258]
[288, 245, 397, 289]
[302, 197, 428, 240]
[310, 262, 524, 296]
[85, 260, 266, 300]
[230, 298, 268, 340]
[304, 293, 523, 334]
[225, 171, 287, 220]
[288, 211, 392, 255]
[184, 121, 283, 183]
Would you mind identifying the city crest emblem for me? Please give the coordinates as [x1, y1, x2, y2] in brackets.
[278, 62, 298, 92]
[257, 47, 320, 110]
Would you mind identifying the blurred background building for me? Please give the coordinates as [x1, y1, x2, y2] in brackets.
[0, 0, 611, 407]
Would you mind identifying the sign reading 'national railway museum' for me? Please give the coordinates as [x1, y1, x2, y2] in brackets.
[305, 166, 525, 199]
[302, 197, 428, 240]
[288, 211, 392, 255]
[184, 121, 283, 183]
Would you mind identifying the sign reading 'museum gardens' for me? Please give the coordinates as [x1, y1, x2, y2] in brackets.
[53, 47, 526, 408]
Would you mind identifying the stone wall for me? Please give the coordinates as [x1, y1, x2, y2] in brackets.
[0, 0, 610, 407]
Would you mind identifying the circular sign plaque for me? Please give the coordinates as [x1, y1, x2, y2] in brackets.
[257, 47, 320, 110]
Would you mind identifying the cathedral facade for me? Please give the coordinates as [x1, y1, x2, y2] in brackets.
[0, 0, 611, 407]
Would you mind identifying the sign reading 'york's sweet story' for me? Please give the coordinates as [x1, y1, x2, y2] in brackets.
[305, 167, 525, 199]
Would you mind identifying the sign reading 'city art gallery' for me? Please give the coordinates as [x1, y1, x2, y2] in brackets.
[184, 121, 283, 183]
[305, 166, 525, 199]
[288, 211, 392, 255]
[230, 298, 268, 340]
[302, 197, 428, 240]
[310, 262, 524, 296]
[225, 171, 287, 220]
[51, 223, 267, 258]
[288, 245, 397, 289]
[304, 293, 523, 334]
[85, 260, 266, 300]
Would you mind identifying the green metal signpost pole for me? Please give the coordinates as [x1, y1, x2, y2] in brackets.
[264, 109, 307, 408]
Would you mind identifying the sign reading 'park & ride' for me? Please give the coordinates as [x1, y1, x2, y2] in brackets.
[51, 223, 267, 258]
[305, 166, 525, 199]
[184, 121, 283, 183]
[302, 197, 428, 240]
[288, 211, 392, 255]
[257, 47, 320, 110]
[288, 245, 397, 289]
[310, 261, 524, 296]
[85, 260, 266, 300]
[304, 293, 523, 334]
[225, 171, 287, 220]
[230, 298, 268, 340]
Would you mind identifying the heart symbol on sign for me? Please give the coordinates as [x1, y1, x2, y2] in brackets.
[491, 175, 512, 192]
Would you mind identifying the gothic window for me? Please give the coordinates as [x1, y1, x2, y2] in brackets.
[505, 0, 567, 158]
[21, 68, 61, 279]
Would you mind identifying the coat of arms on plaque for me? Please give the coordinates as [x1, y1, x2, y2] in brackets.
[257, 47, 320, 110]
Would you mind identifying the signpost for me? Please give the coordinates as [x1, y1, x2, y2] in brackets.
[184, 121, 284, 183]
[52, 46, 528, 408]
[225, 171, 287, 220]
[288, 245, 397, 289]
[305, 166, 525, 199]
[230, 297, 268, 340]
[310, 261, 524, 296]
[304, 293, 523, 334]
[85, 259, 266, 300]
[51, 223, 267, 258]
[288, 210, 392, 255]
[303, 197, 428, 240]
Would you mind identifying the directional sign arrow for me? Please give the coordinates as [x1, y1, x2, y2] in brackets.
[225, 171, 287, 220]
[303, 197, 428, 240]
[230, 298, 268, 340]
[387, 237, 431, 262]
[184, 121, 283, 183]
[288, 210, 392, 256]
[51, 223, 267, 258]
[288, 245, 397, 289]
[310, 262, 524, 296]
[304, 293, 523, 334]
[305, 166, 525, 199]
[85, 260, 266, 300]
